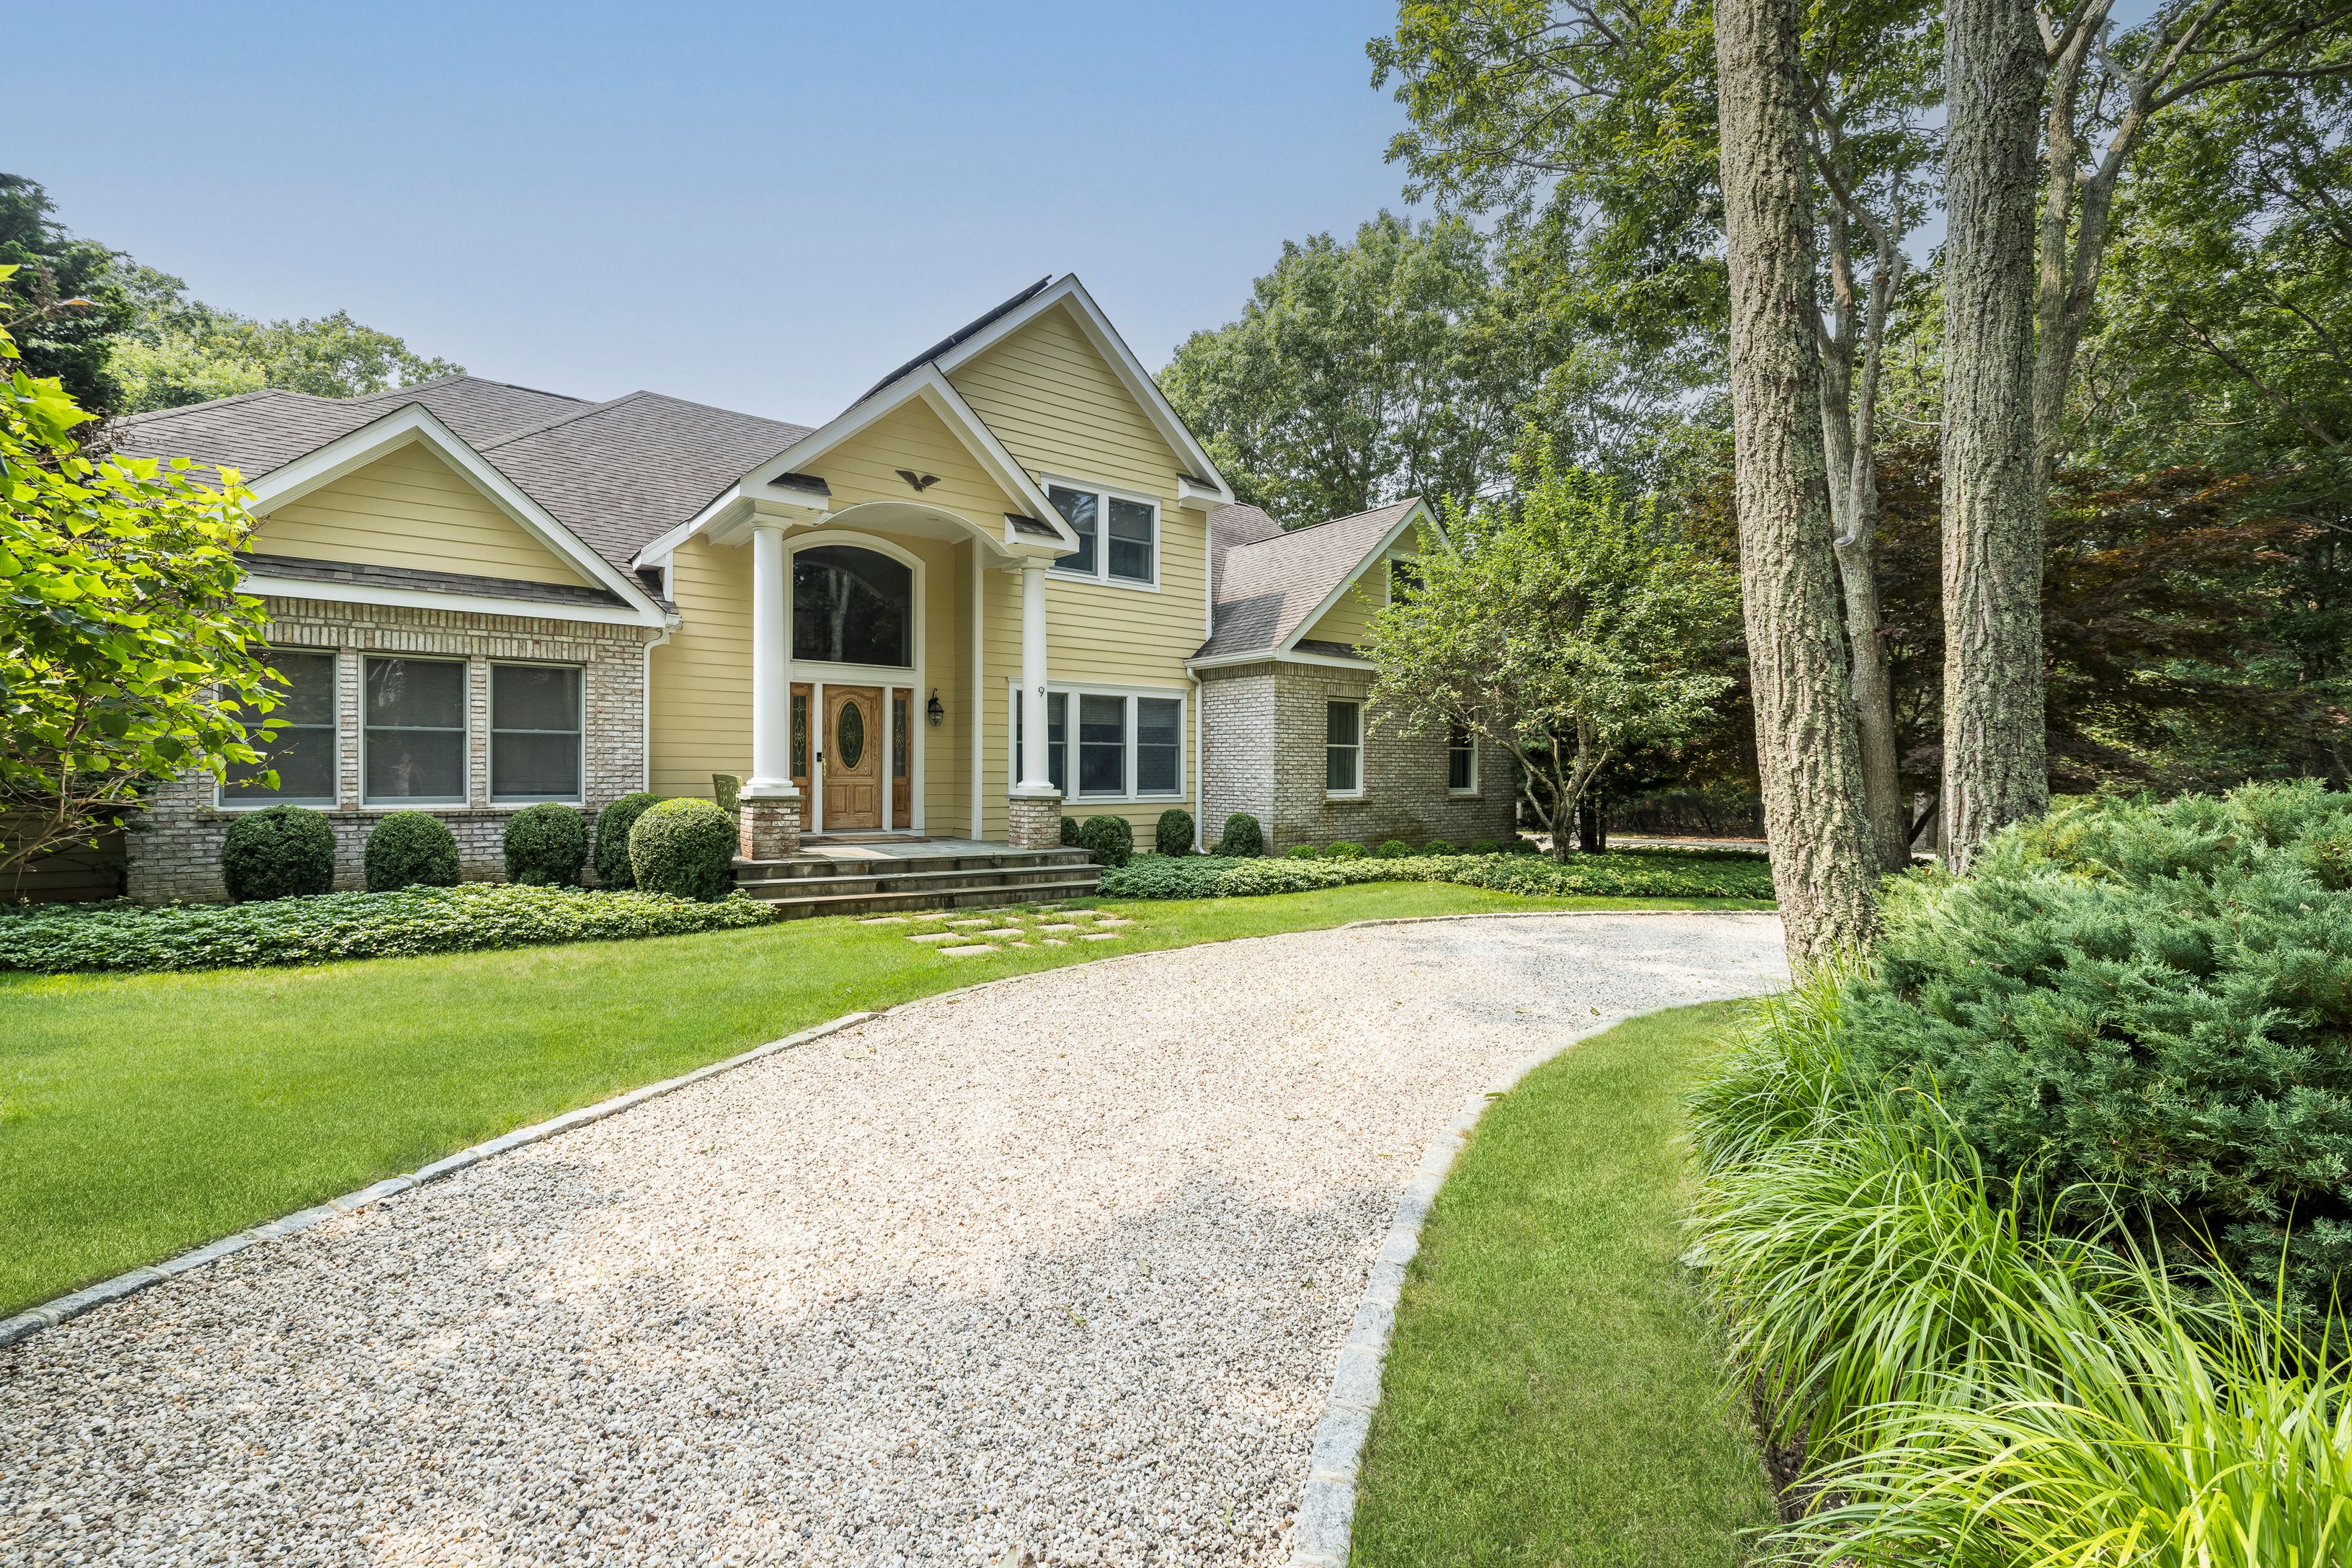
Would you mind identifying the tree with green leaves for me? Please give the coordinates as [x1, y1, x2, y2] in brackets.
[107, 263, 461, 413]
[0, 273, 280, 883]
[1361, 445, 1738, 863]
[0, 174, 133, 415]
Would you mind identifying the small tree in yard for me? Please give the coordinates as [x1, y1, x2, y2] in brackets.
[1364, 449, 1737, 861]
[0, 282, 277, 883]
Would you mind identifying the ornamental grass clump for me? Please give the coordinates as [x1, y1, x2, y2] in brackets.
[363, 811, 459, 891]
[628, 797, 737, 901]
[502, 803, 587, 886]
[593, 792, 660, 888]
[220, 804, 336, 901]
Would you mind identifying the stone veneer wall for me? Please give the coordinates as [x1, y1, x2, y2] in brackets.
[128, 595, 661, 904]
[1203, 659, 1516, 855]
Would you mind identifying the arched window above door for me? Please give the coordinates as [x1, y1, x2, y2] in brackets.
[793, 544, 913, 667]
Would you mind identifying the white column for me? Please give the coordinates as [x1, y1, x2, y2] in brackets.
[744, 520, 796, 799]
[1015, 559, 1052, 792]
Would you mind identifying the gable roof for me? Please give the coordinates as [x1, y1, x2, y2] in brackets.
[1194, 498, 1431, 662]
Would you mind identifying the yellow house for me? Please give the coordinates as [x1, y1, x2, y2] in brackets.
[113, 277, 1241, 906]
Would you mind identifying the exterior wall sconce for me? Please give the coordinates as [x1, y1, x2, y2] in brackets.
[926, 690, 945, 727]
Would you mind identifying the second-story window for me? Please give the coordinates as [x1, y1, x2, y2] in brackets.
[1047, 482, 1156, 587]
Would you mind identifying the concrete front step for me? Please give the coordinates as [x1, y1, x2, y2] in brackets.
[736, 862, 1098, 900]
[755, 874, 1105, 921]
[737, 847, 1096, 883]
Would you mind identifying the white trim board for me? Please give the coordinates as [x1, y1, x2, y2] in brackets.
[244, 404, 667, 624]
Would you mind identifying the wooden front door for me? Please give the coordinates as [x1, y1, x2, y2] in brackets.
[822, 685, 883, 829]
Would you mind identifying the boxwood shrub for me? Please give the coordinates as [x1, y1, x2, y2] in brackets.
[1284, 843, 1321, 860]
[1061, 814, 1081, 846]
[1078, 814, 1134, 868]
[363, 812, 460, 891]
[1465, 839, 1503, 856]
[220, 805, 336, 902]
[1375, 839, 1415, 859]
[1325, 841, 1368, 860]
[1155, 808, 1195, 858]
[1423, 838, 1457, 856]
[629, 797, 737, 901]
[1505, 835, 1540, 855]
[1215, 812, 1264, 858]
[594, 792, 660, 889]
[1842, 783, 2352, 1316]
[1096, 847, 1775, 903]
[0, 885, 771, 974]
[504, 803, 588, 886]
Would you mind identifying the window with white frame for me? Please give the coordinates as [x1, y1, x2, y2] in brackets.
[1015, 687, 1185, 799]
[221, 649, 338, 805]
[492, 663, 584, 803]
[1447, 723, 1477, 794]
[1326, 700, 1362, 796]
[1046, 481, 1155, 585]
[363, 656, 468, 803]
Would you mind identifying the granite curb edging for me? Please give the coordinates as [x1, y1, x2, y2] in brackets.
[1285, 910, 1782, 1568]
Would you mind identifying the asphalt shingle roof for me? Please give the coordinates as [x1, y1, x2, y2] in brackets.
[1197, 499, 1420, 660]
[107, 376, 812, 580]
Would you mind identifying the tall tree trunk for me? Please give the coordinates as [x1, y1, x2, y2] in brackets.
[1940, 0, 2049, 869]
[1819, 203, 1912, 872]
[1716, 0, 1881, 966]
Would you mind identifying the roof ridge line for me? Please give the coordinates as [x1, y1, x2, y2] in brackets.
[476, 391, 648, 450]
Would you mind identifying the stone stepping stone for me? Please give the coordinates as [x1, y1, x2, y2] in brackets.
[1055, 909, 1104, 918]
[1078, 932, 1122, 942]
[907, 932, 962, 944]
[940, 944, 997, 957]
[1043, 938, 1068, 947]
[857, 916, 908, 925]
[946, 918, 994, 927]
[1037, 922, 1078, 932]
[978, 928, 1025, 940]
[1094, 915, 1134, 926]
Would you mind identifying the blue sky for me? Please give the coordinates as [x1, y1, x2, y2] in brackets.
[17, 2, 1411, 420]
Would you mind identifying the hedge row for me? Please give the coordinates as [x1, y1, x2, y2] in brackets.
[1094, 848, 1774, 901]
[0, 884, 773, 974]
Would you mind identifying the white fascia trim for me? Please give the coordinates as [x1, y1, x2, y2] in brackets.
[1176, 476, 1228, 512]
[1184, 648, 1377, 674]
[727, 366, 1079, 556]
[245, 404, 667, 620]
[932, 275, 1237, 507]
[241, 573, 661, 627]
[1275, 499, 1440, 658]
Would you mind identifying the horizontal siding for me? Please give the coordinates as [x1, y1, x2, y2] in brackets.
[253, 444, 591, 587]
[1299, 519, 1434, 647]
[649, 535, 750, 798]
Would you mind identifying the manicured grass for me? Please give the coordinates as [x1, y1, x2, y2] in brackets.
[0, 883, 1766, 1315]
[1349, 1002, 1777, 1567]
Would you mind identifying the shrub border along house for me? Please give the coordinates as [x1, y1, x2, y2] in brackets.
[627, 798, 737, 901]
[503, 803, 589, 887]
[219, 806, 337, 903]
[1097, 847, 1773, 902]
[363, 812, 461, 892]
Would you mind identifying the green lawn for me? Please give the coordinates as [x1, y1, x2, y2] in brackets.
[1349, 1002, 1778, 1567]
[0, 884, 1763, 1316]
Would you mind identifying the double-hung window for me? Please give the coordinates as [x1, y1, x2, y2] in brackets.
[1326, 700, 1363, 797]
[1047, 481, 1156, 587]
[1013, 687, 1184, 800]
[492, 664, 583, 803]
[222, 649, 339, 805]
[363, 656, 468, 803]
[1447, 723, 1477, 794]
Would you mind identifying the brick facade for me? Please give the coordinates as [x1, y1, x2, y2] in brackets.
[127, 596, 660, 904]
[1006, 791, 1065, 850]
[1199, 659, 1516, 855]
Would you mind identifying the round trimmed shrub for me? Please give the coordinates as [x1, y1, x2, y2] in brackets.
[1466, 838, 1503, 856]
[503, 803, 588, 886]
[1325, 841, 1368, 860]
[594, 792, 660, 889]
[220, 805, 336, 902]
[1060, 814, 1081, 847]
[628, 797, 737, 901]
[1215, 812, 1264, 858]
[363, 812, 460, 891]
[1155, 808, 1195, 858]
[1284, 843, 1322, 860]
[1424, 839, 1457, 856]
[1505, 836, 1540, 855]
[1078, 814, 1134, 869]
[1375, 839, 1415, 859]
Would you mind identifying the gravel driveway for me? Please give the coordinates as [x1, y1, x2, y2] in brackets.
[1, 912, 1786, 1567]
